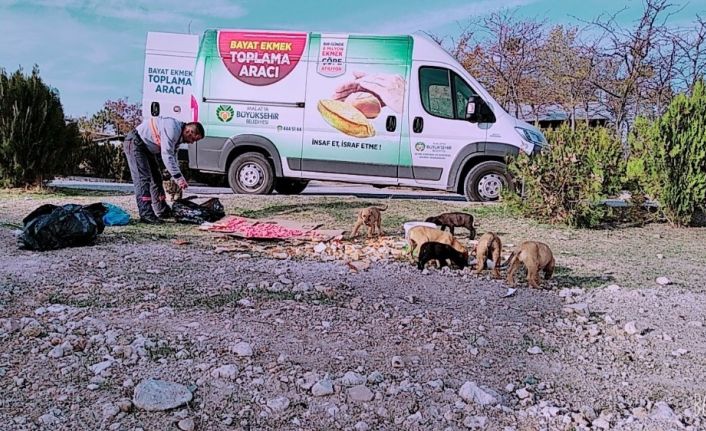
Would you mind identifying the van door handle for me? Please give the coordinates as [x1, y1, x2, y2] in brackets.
[386, 115, 397, 132]
[413, 117, 423, 133]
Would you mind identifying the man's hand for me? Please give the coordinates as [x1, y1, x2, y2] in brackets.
[176, 178, 189, 190]
[332, 71, 406, 114]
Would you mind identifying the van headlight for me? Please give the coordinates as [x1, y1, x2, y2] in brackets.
[515, 127, 546, 145]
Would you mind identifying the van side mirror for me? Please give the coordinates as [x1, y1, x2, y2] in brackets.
[465, 99, 477, 121]
[466, 96, 495, 124]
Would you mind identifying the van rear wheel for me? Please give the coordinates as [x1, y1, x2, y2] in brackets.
[228, 152, 275, 195]
[274, 179, 309, 195]
[463, 161, 512, 202]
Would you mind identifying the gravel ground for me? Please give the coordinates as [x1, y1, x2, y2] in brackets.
[1, 190, 705, 430]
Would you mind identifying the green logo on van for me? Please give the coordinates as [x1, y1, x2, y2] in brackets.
[216, 105, 234, 122]
[415, 142, 425, 152]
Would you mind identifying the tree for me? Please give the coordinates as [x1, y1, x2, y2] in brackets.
[0, 66, 81, 187]
[78, 97, 142, 139]
[435, 1, 706, 135]
[460, 11, 547, 118]
[587, 0, 677, 135]
[672, 16, 706, 95]
[76, 98, 142, 181]
[539, 26, 597, 129]
[649, 80, 706, 226]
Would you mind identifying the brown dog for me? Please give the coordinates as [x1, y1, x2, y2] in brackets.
[407, 226, 468, 261]
[473, 232, 502, 278]
[505, 241, 555, 289]
[351, 204, 387, 238]
[425, 212, 476, 239]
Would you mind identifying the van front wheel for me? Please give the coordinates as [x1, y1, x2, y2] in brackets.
[228, 152, 275, 195]
[463, 161, 512, 202]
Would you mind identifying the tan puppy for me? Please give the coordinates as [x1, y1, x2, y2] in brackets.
[473, 232, 502, 278]
[407, 226, 468, 261]
[162, 169, 182, 202]
[351, 204, 387, 238]
[505, 241, 555, 289]
[163, 179, 182, 202]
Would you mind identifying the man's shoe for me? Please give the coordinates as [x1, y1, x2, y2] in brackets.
[157, 207, 173, 220]
[139, 215, 164, 225]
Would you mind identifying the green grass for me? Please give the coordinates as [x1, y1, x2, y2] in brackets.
[181, 289, 245, 309]
[4, 188, 706, 292]
[115, 221, 193, 237]
[233, 200, 378, 221]
[0, 187, 131, 199]
[46, 292, 111, 308]
[147, 344, 176, 361]
[521, 334, 558, 353]
[169, 287, 340, 310]
[550, 266, 613, 290]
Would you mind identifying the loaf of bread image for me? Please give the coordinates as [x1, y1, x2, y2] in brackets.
[317, 99, 375, 138]
[344, 92, 381, 119]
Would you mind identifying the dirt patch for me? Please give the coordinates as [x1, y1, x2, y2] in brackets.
[1, 191, 705, 430]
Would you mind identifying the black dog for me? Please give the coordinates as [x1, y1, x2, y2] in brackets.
[417, 242, 469, 270]
[425, 212, 476, 239]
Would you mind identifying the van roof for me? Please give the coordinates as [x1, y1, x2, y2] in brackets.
[203, 28, 411, 38]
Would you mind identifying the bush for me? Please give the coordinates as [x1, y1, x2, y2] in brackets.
[629, 81, 706, 226]
[506, 124, 630, 228]
[625, 117, 662, 199]
[0, 66, 82, 187]
[79, 140, 131, 181]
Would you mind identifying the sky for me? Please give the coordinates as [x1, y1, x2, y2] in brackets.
[1, 0, 703, 118]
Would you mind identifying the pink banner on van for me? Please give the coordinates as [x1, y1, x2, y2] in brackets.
[218, 31, 307, 86]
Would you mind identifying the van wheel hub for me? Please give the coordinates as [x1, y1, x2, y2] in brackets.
[239, 163, 263, 188]
[477, 174, 504, 200]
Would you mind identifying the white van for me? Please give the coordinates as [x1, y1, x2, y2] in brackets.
[142, 29, 546, 201]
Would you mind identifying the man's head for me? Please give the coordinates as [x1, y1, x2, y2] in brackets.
[182, 122, 205, 143]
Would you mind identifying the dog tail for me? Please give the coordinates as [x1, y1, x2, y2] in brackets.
[378, 195, 393, 212]
[499, 251, 516, 269]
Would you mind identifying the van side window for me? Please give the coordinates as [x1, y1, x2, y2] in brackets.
[419, 67, 478, 120]
[419, 67, 454, 119]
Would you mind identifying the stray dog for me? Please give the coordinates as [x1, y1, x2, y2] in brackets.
[473, 232, 502, 278]
[425, 212, 476, 239]
[351, 204, 387, 238]
[162, 170, 182, 203]
[417, 241, 469, 271]
[407, 226, 468, 261]
[505, 241, 555, 289]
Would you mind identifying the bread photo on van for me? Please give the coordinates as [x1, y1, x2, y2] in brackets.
[317, 99, 375, 138]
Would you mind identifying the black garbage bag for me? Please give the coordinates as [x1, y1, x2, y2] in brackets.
[172, 196, 225, 224]
[18, 203, 108, 251]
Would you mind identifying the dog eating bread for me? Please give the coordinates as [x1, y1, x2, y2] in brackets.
[473, 232, 502, 278]
[417, 241, 469, 271]
[505, 241, 555, 289]
[407, 225, 468, 261]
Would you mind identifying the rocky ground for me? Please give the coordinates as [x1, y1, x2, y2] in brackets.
[1, 190, 705, 430]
